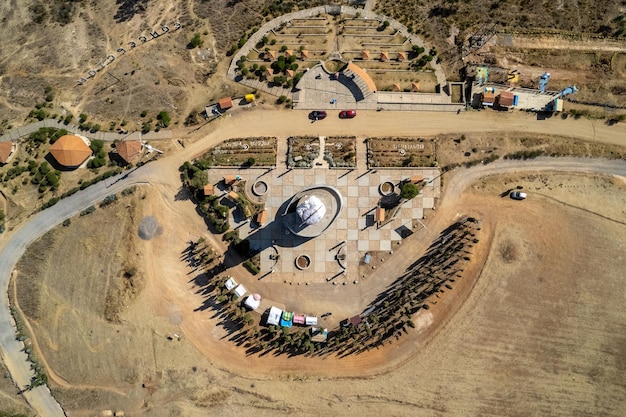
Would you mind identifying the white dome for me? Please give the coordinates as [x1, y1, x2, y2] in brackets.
[296, 195, 326, 226]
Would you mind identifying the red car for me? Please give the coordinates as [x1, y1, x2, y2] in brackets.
[339, 110, 356, 119]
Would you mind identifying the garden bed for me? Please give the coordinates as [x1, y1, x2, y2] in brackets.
[197, 137, 277, 167]
[287, 136, 320, 168]
[367, 137, 437, 168]
[324, 136, 357, 168]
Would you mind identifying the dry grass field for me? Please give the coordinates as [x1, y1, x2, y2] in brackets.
[0, 359, 31, 416]
[6, 165, 626, 416]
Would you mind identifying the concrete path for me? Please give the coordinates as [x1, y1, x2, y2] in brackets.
[0, 118, 173, 143]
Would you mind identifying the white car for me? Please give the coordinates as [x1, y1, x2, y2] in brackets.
[510, 191, 527, 200]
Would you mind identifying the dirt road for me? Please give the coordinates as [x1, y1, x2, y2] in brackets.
[1, 108, 625, 415]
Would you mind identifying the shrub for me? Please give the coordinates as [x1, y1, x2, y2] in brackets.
[80, 206, 96, 216]
[188, 33, 203, 49]
[100, 194, 118, 207]
[400, 182, 420, 200]
[244, 259, 259, 275]
[504, 149, 544, 160]
[157, 111, 171, 128]
[41, 197, 60, 210]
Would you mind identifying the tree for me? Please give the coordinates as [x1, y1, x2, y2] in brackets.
[157, 111, 171, 127]
[412, 45, 425, 55]
[190, 169, 208, 190]
[400, 182, 419, 200]
[188, 33, 203, 49]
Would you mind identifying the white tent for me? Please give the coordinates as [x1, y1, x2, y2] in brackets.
[233, 284, 247, 299]
[224, 277, 238, 291]
[305, 316, 318, 326]
[267, 306, 282, 326]
[244, 294, 261, 310]
[296, 195, 326, 226]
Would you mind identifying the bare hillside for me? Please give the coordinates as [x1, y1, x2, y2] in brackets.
[0, 0, 223, 131]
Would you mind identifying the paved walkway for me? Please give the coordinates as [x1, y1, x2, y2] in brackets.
[0, 119, 173, 143]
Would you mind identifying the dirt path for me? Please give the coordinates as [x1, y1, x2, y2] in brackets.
[131, 109, 626, 377]
[1, 108, 626, 416]
[497, 34, 626, 52]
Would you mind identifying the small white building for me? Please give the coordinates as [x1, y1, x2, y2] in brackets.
[305, 316, 318, 326]
[267, 306, 282, 326]
[244, 294, 261, 310]
[224, 277, 238, 291]
[233, 284, 247, 299]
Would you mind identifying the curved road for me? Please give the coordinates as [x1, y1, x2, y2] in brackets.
[0, 109, 625, 416]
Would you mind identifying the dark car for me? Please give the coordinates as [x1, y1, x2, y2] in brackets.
[309, 110, 327, 120]
[339, 110, 357, 119]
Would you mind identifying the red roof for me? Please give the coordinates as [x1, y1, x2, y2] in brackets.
[498, 91, 515, 107]
[49, 135, 92, 167]
[0, 141, 13, 164]
[116, 140, 142, 163]
[218, 97, 233, 110]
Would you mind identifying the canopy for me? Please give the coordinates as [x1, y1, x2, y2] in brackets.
[244, 294, 261, 310]
[224, 277, 238, 290]
[280, 311, 294, 328]
[267, 306, 282, 326]
[296, 195, 326, 226]
[233, 284, 247, 299]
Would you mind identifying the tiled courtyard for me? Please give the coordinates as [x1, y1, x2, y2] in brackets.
[207, 135, 439, 285]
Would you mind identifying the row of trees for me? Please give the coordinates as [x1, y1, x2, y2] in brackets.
[194, 218, 482, 357]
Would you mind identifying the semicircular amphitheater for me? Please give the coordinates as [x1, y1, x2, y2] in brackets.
[227, 5, 464, 111]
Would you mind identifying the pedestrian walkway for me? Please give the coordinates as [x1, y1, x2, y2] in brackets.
[0, 118, 173, 143]
[206, 136, 440, 285]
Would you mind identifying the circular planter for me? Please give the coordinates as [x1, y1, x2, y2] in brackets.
[295, 254, 311, 270]
[379, 181, 395, 196]
[252, 180, 268, 196]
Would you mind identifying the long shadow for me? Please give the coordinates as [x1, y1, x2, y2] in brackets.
[360, 219, 472, 316]
[337, 73, 365, 102]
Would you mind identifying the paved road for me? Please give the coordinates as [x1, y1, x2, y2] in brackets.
[0, 108, 625, 416]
